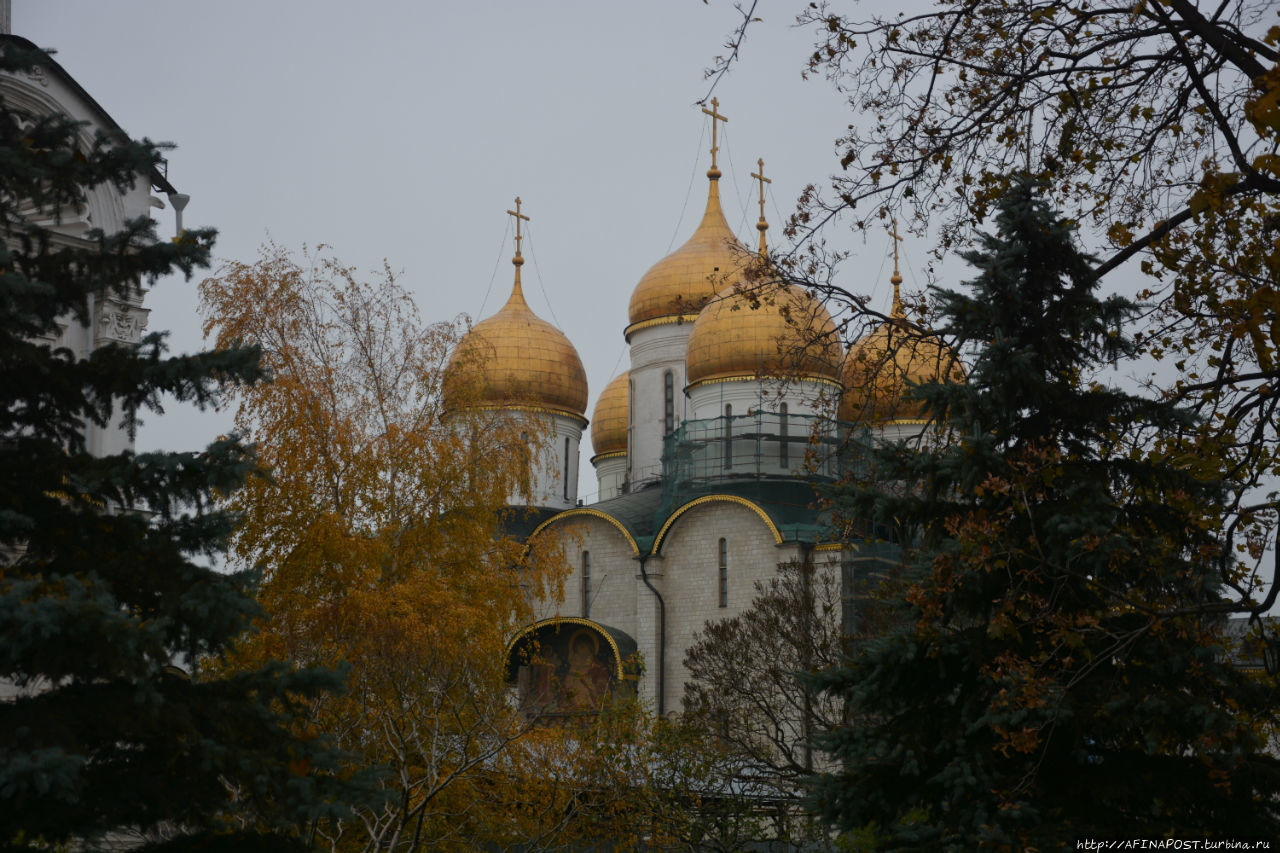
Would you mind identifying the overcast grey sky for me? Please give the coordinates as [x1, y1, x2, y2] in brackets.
[20, 1, 932, 500]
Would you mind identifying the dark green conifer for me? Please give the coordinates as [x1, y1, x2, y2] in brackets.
[0, 44, 346, 849]
[814, 179, 1280, 848]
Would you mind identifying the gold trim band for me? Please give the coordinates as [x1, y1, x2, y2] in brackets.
[652, 494, 783, 553]
[685, 374, 844, 394]
[531, 507, 640, 556]
[623, 313, 701, 341]
[506, 617, 627, 681]
[447, 403, 588, 429]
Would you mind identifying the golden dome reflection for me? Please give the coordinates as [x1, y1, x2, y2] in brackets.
[626, 169, 751, 335]
[838, 236, 964, 423]
[686, 279, 843, 390]
[446, 281, 589, 422]
[590, 372, 628, 460]
[445, 198, 588, 423]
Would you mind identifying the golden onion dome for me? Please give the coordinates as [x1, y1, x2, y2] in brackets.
[685, 279, 843, 390]
[445, 203, 588, 423]
[626, 167, 751, 337]
[839, 270, 963, 423]
[686, 155, 843, 392]
[590, 372, 629, 462]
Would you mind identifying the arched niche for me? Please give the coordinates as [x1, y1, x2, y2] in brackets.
[505, 618, 639, 718]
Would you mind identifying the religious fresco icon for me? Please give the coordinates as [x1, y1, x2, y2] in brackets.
[505, 618, 639, 719]
[563, 628, 611, 709]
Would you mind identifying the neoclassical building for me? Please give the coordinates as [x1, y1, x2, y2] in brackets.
[0, 33, 186, 459]
[0, 34, 188, 708]
[445, 102, 958, 716]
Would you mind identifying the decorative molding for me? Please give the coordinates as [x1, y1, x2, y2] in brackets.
[23, 65, 48, 88]
[94, 299, 149, 347]
[685, 373, 844, 394]
[624, 313, 701, 342]
[447, 402, 588, 429]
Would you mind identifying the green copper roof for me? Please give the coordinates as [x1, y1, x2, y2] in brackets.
[535, 476, 835, 556]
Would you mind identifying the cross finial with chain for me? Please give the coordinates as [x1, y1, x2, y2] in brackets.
[751, 158, 772, 255]
[701, 97, 728, 172]
[890, 217, 905, 316]
[507, 196, 530, 266]
[890, 217, 904, 285]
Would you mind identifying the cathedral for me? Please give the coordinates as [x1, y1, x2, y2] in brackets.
[0, 21, 960, 722]
[443, 100, 960, 716]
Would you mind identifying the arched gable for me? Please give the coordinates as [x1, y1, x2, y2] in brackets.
[505, 618, 640, 717]
[530, 507, 640, 555]
[651, 494, 782, 555]
[505, 616, 637, 682]
[0, 76, 128, 237]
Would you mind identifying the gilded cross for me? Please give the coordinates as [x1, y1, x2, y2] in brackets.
[701, 97, 729, 170]
[891, 217, 904, 279]
[890, 217, 905, 315]
[751, 158, 772, 254]
[751, 158, 771, 222]
[507, 196, 530, 258]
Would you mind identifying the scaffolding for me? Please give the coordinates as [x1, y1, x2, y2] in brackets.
[661, 412, 846, 486]
[654, 412, 870, 529]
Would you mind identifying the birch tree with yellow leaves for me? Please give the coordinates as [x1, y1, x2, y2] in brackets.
[200, 244, 567, 851]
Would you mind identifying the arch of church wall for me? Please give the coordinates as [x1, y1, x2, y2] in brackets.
[532, 513, 638, 642]
[653, 499, 805, 713]
[0, 75, 140, 239]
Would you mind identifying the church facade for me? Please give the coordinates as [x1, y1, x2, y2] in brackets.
[0, 35, 188, 706]
[0, 33, 185, 459]
[445, 101, 956, 717]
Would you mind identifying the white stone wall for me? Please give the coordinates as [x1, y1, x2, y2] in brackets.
[649, 499, 805, 714]
[875, 420, 936, 446]
[524, 413, 584, 510]
[528, 498, 847, 715]
[627, 322, 693, 486]
[533, 513, 639, 642]
[591, 453, 626, 502]
[633, 552, 665, 711]
[531, 500, 810, 713]
[686, 376, 832, 422]
[1, 65, 162, 464]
